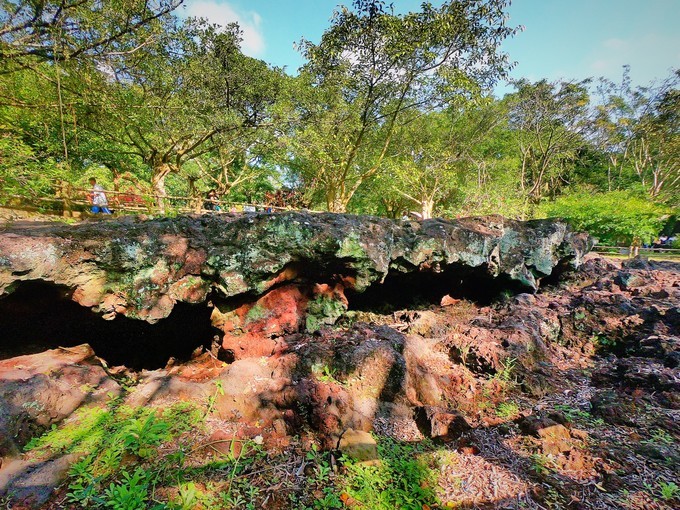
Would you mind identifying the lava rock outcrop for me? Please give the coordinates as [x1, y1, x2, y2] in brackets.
[0, 212, 590, 341]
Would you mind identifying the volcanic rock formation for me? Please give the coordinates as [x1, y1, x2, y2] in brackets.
[0, 212, 590, 341]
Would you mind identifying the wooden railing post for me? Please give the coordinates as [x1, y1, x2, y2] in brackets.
[59, 180, 73, 217]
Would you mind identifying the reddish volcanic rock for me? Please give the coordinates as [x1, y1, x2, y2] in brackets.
[0, 345, 120, 458]
[215, 284, 308, 360]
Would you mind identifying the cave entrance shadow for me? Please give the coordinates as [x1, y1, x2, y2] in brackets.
[346, 264, 528, 313]
[0, 281, 218, 370]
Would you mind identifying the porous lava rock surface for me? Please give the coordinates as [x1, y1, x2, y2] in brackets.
[0, 212, 589, 343]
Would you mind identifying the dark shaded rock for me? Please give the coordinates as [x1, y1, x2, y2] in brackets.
[614, 271, 647, 290]
[415, 406, 471, 441]
[517, 415, 561, 437]
[0, 453, 82, 507]
[637, 335, 680, 368]
[592, 356, 680, 405]
[590, 390, 636, 426]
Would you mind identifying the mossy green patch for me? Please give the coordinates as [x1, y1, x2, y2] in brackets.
[245, 302, 268, 324]
[337, 234, 366, 260]
[305, 294, 347, 332]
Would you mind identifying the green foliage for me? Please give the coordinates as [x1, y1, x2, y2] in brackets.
[643, 429, 675, 446]
[206, 380, 225, 416]
[24, 401, 205, 508]
[495, 357, 517, 383]
[0, 0, 676, 226]
[283, 0, 516, 212]
[24, 406, 112, 454]
[658, 481, 680, 501]
[121, 413, 169, 459]
[311, 362, 341, 384]
[340, 436, 438, 510]
[540, 189, 671, 244]
[552, 404, 605, 426]
[102, 468, 150, 510]
[173, 482, 201, 510]
[508, 79, 592, 204]
[589, 332, 619, 353]
[496, 401, 520, 419]
[529, 453, 553, 475]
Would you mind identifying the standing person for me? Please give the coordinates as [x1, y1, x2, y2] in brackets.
[204, 189, 221, 211]
[630, 236, 641, 258]
[88, 178, 111, 214]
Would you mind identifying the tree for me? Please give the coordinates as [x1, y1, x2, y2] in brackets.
[284, 0, 516, 212]
[628, 71, 680, 201]
[374, 99, 506, 219]
[81, 18, 283, 211]
[0, 0, 182, 72]
[508, 79, 591, 205]
[591, 68, 679, 202]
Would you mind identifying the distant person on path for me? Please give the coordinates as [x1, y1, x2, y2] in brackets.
[630, 236, 641, 257]
[88, 178, 111, 214]
[204, 189, 221, 211]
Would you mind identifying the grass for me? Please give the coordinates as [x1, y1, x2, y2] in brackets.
[338, 437, 439, 510]
[597, 253, 680, 262]
[23, 395, 452, 509]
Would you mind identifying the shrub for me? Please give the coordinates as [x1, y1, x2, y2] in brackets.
[539, 189, 670, 245]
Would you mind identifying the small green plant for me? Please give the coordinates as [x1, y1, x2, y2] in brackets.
[495, 357, 517, 383]
[643, 429, 675, 446]
[314, 487, 343, 509]
[591, 333, 617, 350]
[529, 453, 552, 475]
[658, 481, 680, 501]
[27, 402, 207, 508]
[66, 460, 104, 507]
[453, 344, 472, 368]
[554, 404, 591, 421]
[102, 468, 149, 510]
[311, 362, 341, 384]
[339, 436, 438, 510]
[174, 481, 200, 510]
[121, 412, 169, 459]
[496, 401, 520, 419]
[24, 406, 112, 454]
[206, 380, 225, 415]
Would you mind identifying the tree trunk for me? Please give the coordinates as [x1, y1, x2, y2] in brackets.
[328, 196, 347, 213]
[187, 175, 202, 214]
[152, 163, 174, 215]
[421, 199, 434, 220]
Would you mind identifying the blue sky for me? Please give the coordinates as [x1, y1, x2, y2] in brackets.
[180, 0, 680, 91]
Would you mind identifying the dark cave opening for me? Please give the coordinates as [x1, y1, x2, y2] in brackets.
[346, 264, 528, 312]
[0, 281, 219, 370]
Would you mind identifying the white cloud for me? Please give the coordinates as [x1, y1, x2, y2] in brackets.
[184, 1, 265, 57]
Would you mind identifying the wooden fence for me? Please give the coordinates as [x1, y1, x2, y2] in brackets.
[2, 181, 312, 217]
[593, 244, 680, 259]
